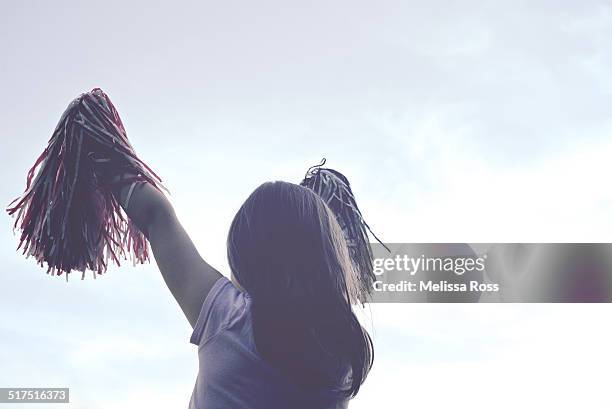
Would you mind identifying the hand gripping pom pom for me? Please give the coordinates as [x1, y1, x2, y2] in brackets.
[6, 88, 164, 279]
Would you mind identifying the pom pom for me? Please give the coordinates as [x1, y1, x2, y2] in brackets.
[300, 158, 389, 301]
[7, 88, 163, 279]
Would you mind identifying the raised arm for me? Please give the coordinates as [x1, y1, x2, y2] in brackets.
[114, 178, 222, 328]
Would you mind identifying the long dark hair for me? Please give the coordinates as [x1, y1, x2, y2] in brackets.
[227, 181, 373, 398]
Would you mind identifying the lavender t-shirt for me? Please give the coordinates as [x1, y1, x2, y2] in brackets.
[188, 277, 349, 409]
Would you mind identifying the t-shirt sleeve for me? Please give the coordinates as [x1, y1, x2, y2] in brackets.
[189, 277, 247, 346]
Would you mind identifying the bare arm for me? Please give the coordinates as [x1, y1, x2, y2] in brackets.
[114, 179, 222, 328]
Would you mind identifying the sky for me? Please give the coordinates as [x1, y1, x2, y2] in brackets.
[1, 0, 612, 408]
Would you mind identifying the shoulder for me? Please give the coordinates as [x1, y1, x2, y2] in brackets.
[189, 276, 250, 346]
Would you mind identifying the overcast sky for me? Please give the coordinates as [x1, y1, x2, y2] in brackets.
[2, 1, 612, 408]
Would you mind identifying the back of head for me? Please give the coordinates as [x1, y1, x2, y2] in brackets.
[227, 181, 373, 397]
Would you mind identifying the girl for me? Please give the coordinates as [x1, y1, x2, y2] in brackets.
[113, 175, 373, 408]
[9, 90, 374, 408]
